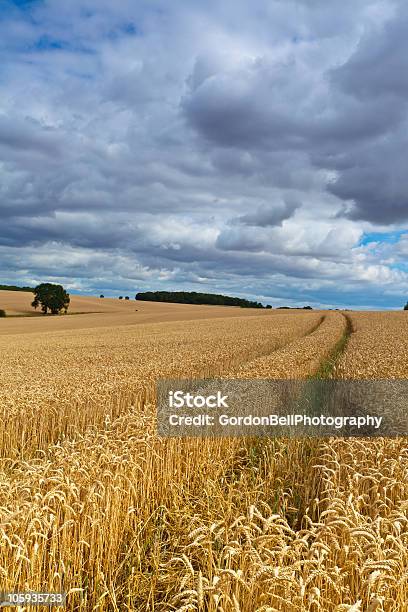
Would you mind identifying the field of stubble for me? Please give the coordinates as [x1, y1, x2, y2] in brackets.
[0, 302, 407, 611]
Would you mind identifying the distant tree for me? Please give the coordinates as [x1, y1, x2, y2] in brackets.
[125, 296, 130, 300]
[303, 306, 313, 310]
[266, 304, 272, 309]
[0, 309, 6, 317]
[404, 302, 408, 311]
[31, 283, 70, 315]
[100, 294, 105, 298]
[119, 296, 123, 300]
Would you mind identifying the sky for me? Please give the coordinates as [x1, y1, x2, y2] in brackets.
[1, 0, 408, 309]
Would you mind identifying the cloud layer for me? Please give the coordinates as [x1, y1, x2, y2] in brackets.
[0, 0, 407, 308]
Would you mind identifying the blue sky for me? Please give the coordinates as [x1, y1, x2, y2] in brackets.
[0, 0, 408, 309]
[359, 231, 408, 246]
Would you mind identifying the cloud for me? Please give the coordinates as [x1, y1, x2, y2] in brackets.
[328, 133, 408, 224]
[233, 198, 300, 227]
[0, 0, 407, 308]
[332, 8, 408, 100]
[0, 114, 63, 158]
[323, 6, 408, 224]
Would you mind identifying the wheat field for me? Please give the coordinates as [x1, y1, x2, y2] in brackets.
[0, 299, 407, 611]
[0, 290, 274, 336]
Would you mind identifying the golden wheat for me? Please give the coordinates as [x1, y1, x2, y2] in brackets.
[0, 312, 320, 459]
[0, 309, 323, 610]
[235, 311, 345, 378]
[1, 308, 407, 610]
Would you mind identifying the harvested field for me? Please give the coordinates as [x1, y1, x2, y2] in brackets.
[0, 306, 406, 611]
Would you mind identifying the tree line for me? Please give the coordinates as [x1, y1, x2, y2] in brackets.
[0, 284, 34, 292]
[135, 291, 267, 308]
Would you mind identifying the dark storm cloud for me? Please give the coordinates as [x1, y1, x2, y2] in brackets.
[328, 138, 408, 224]
[324, 6, 408, 224]
[183, 57, 307, 150]
[332, 10, 408, 100]
[183, 54, 396, 152]
[182, 2, 408, 225]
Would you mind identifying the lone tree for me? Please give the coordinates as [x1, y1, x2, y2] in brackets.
[404, 302, 408, 311]
[31, 283, 70, 315]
